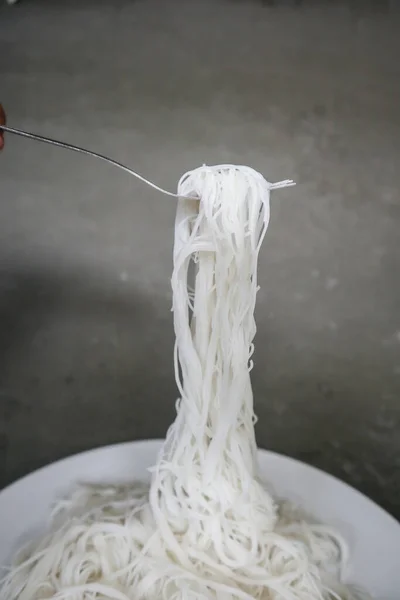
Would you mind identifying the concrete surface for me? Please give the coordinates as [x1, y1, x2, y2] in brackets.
[0, 0, 399, 518]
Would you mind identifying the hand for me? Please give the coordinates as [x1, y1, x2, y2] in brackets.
[0, 104, 6, 150]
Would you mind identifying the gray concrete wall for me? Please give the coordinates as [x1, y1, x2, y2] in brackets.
[0, 0, 399, 517]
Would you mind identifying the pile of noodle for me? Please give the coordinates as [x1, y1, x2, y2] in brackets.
[0, 165, 368, 600]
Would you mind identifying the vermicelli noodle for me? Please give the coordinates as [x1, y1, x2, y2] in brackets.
[0, 165, 367, 600]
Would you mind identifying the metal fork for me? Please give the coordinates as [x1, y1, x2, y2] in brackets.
[0, 124, 183, 199]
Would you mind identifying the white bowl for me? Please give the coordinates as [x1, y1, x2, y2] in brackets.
[0, 440, 399, 598]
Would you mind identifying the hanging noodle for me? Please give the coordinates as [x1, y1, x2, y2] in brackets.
[0, 165, 368, 600]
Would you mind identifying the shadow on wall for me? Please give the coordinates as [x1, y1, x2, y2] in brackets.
[0, 261, 176, 488]
[252, 321, 400, 519]
[0, 261, 398, 519]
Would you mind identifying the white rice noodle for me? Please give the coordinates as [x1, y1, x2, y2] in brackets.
[0, 165, 368, 600]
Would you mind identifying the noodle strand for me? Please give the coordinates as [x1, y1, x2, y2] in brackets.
[0, 165, 368, 600]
